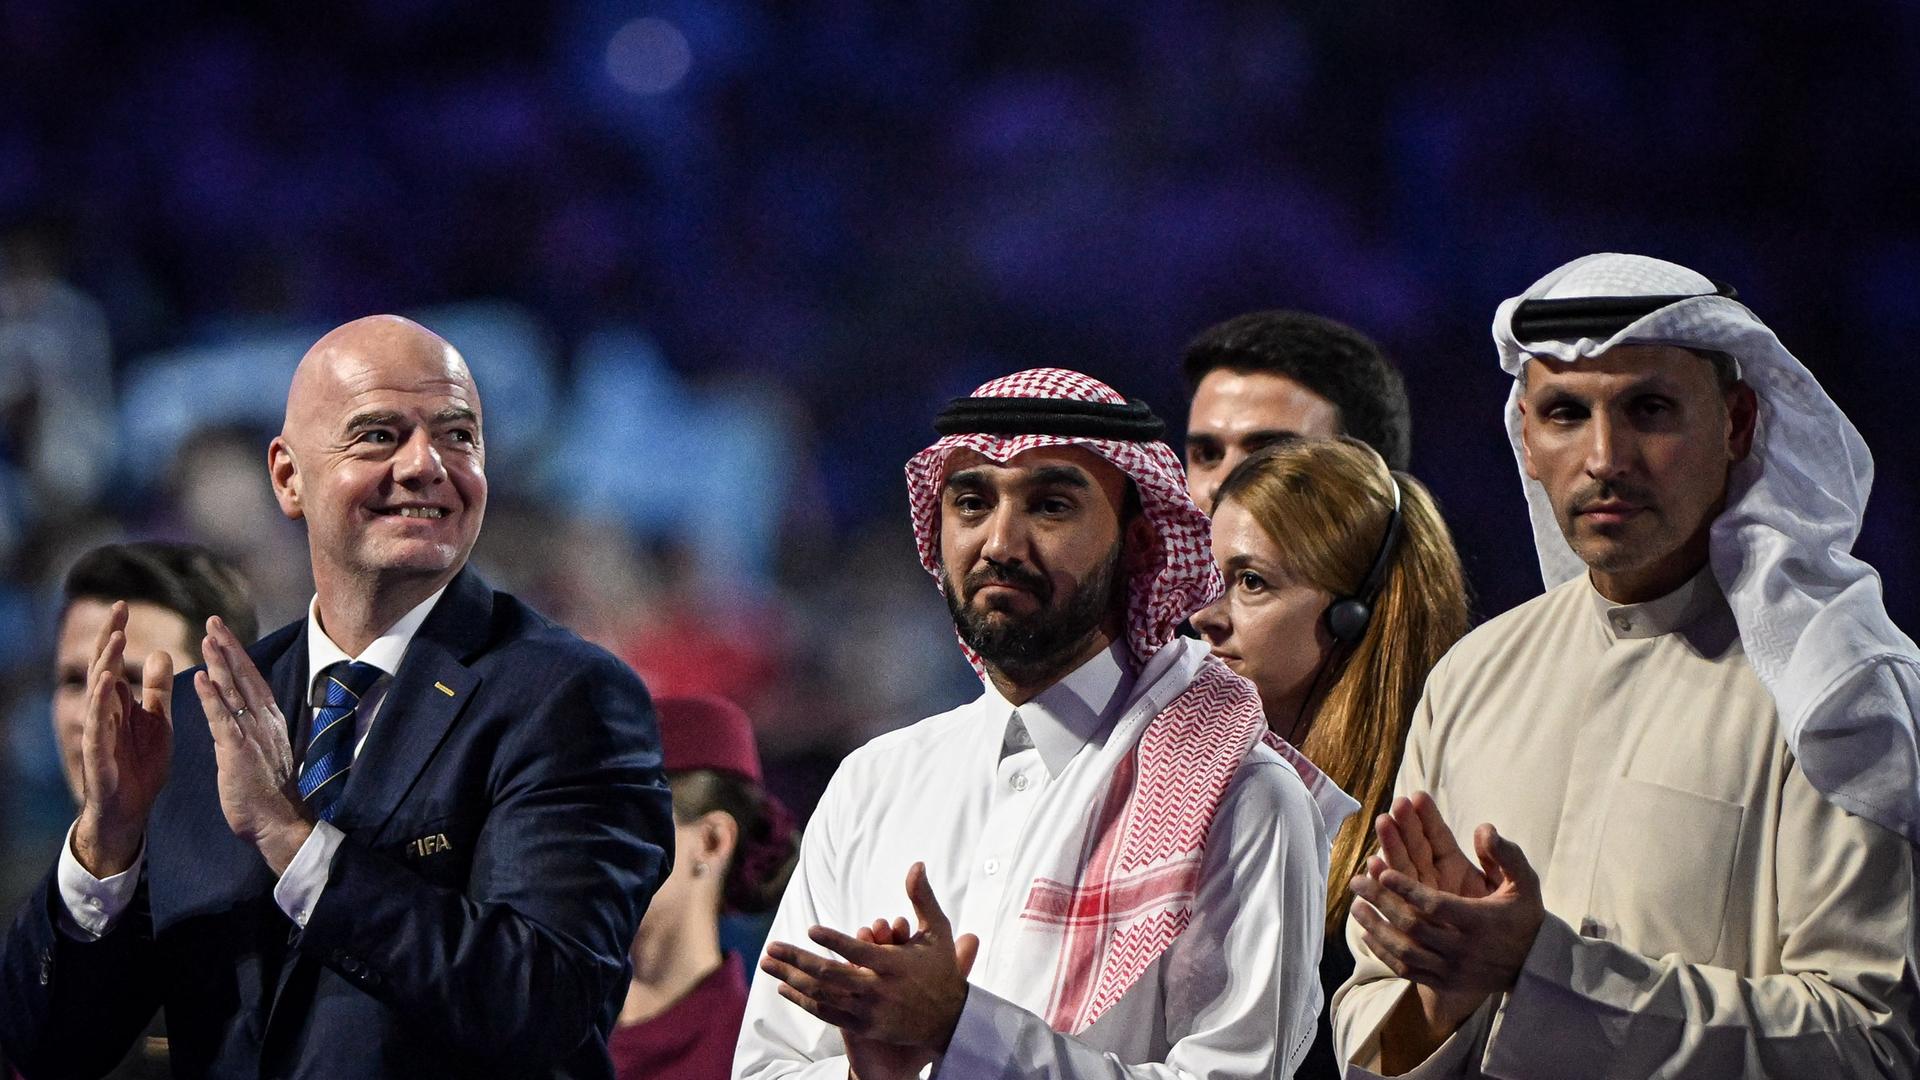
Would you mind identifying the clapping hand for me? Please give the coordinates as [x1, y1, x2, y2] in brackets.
[72, 602, 175, 878]
[1376, 792, 1494, 904]
[838, 916, 945, 1080]
[194, 616, 312, 873]
[761, 862, 979, 1080]
[1349, 792, 1545, 1068]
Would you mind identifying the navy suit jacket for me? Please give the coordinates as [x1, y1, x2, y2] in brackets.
[2, 568, 674, 1079]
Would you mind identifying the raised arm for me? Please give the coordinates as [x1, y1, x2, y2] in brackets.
[1, 601, 174, 1074]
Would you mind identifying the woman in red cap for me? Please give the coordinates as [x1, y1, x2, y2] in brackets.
[611, 694, 798, 1080]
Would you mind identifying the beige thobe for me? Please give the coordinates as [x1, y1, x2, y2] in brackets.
[1333, 569, 1920, 1079]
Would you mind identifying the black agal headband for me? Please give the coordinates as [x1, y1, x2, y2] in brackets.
[1511, 279, 1741, 344]
[933, 395, 1167, 441]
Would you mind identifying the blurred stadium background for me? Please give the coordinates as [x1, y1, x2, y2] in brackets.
[2, 1, 1915, 911]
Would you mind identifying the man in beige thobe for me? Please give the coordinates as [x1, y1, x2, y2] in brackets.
[1333, 253, 1920, 1078]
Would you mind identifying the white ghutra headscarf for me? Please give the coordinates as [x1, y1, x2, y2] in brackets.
[1493, 252, 1920, 844]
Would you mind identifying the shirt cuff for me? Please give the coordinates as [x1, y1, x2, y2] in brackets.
[1482, 912, 1613, 1079]
[55, 821, 143, 940]
[273, 820, 345, 927]
[934, 984, 1026, 1079]
[1342, 984, 1496, 1080]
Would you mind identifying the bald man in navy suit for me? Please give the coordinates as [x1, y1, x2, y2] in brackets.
[2, 316, 673, 1078]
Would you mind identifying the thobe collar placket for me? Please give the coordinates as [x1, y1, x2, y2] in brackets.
[1588, 566, 1722, 643]
[984, 638, 1137, 777]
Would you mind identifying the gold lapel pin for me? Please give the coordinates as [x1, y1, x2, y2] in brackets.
[408, 833, 452, 857]
[433, 681, 457, 697]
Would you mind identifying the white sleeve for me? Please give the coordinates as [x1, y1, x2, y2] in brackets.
[54, 821, 143, 940]
[272, 820, 346, 926]
[735, 768, 858, 1080]
[933, 759, 1327, 1080]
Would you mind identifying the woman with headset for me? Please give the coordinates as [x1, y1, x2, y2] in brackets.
[1190, 437, 1469, 1079]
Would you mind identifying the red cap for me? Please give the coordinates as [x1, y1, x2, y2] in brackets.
[655, 694, 762, 783]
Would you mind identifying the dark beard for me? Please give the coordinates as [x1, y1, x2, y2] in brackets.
[944, 544, 1124, 686]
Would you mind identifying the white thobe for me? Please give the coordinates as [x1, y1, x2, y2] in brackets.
[735, 636, 1330, 1079]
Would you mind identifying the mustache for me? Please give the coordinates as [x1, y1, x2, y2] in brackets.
[962, 562, 1053, 604]
[1569, 479, 1655, 514]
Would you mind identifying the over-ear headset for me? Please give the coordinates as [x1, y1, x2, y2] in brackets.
[1277, 465, 1405, 742]
[1322, 471, 1404, 647]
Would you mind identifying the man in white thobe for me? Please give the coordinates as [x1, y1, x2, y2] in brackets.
[738, 367, 1351, 1080]
[1333, 253, 1920, 1078]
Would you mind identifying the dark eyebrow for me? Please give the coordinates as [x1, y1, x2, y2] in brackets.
[1026, 466, 1092, 489]
[343, 407, 478, 434]
[1623, 377, 1682, 399]
[1532, 370, 1685, 404]
[944, 464, 1093, 495]
[944, 469, 991, 494]
[343, 410, 405, 433]
[1240, 428, 1299, 443]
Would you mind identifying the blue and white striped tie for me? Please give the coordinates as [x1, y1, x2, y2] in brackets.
[298, 661, 383, 823]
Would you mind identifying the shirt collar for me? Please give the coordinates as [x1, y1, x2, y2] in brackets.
[985, 638, 1137, 777]
[1588, 565, 1723, 641]
[305, 584, 450, 701]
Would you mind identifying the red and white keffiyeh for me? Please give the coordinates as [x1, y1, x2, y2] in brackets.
[1018, 656, 1276, 1033]
[905, 368, 1334, 1034]
[904, 367, 1220, 671]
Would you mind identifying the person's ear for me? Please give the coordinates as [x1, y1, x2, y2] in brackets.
[1122, 513, 1158, 575]
[268, 436, 303, 521]
[1725, 382, 1759, 463]
[1516, 398, 1542, 481]
[693, 809, 741, 872]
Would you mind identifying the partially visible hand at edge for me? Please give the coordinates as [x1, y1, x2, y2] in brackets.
[72, 602, 173, 878]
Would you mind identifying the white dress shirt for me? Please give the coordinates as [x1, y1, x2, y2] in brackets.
[57, 585, 449, 937]
[735, 636, 1331, 1080]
